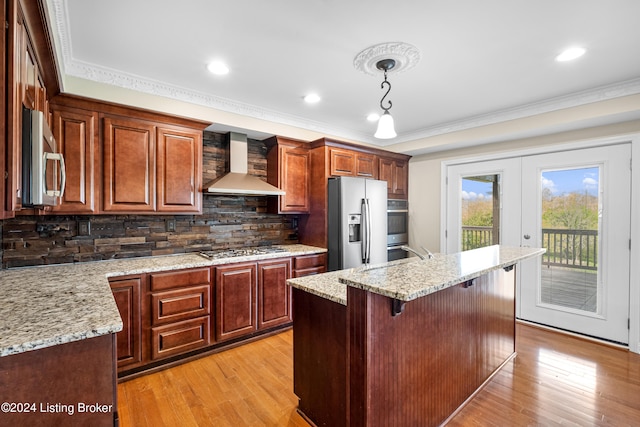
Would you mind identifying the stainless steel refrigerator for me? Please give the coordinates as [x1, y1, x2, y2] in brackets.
[327, 177, 388, 271]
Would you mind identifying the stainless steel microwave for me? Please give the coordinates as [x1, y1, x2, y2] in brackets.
[21, 107, 66, 207]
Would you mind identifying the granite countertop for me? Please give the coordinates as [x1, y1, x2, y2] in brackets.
[287, 245, 545, 304]
[0, 244, 325, 357]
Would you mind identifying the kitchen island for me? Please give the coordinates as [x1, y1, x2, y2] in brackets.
[287, 245, 545, 427]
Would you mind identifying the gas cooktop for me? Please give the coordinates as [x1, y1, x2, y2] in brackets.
[198, 247, 287, 260]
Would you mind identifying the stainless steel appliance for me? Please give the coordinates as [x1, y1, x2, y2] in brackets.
[327, 177, 387, 270]
[21, 107, 66, 207]
[387, 199, 409, 261]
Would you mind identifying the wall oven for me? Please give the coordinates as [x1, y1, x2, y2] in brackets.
[387, 199, 408, 261]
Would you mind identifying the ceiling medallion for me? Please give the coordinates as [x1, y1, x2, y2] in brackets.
[353, 42, 420, 76]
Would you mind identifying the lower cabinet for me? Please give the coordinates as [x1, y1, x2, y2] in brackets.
[148, 268, 211, 361]
[109, 275, 143, 372]
[293, 253, 327, 277]
[109, 253, 325, 375]
[151, 317, 210, 360]
[215, 262, 258, 342]
[258, 258, 292, 329]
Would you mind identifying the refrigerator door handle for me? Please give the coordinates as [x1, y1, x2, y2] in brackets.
[361, 198, 368, 263]
[364, 198, 372, 264]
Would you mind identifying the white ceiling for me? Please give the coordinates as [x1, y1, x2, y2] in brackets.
[45, 0, 640, 155]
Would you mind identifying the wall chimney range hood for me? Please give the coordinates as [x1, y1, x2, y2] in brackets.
[204, 132, 285, 196]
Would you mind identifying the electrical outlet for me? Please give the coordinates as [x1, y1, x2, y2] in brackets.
[166, 219, 176, 232]
[78, 220, 91, 236]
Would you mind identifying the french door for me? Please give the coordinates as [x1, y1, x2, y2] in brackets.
[519, 144, 631, 344]
[446, 144, 631, 344]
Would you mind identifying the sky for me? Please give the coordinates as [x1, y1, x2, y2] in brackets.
[462, 166, 600, 200]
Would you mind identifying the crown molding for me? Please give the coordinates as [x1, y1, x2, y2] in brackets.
[394, 77, 640, 145]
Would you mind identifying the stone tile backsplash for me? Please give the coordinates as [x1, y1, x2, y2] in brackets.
[1, 132, 299, 269]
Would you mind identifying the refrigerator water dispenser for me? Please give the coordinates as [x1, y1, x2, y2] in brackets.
[348, 214, 361, 242]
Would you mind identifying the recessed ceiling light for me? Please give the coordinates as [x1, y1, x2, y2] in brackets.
[556, 47, 586, 62]
[367, 113, 380, 122]
[304, 93, 321, 103]
[207, 61, 230, 75]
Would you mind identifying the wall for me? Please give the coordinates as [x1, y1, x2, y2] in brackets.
[0, 131, 298, 269]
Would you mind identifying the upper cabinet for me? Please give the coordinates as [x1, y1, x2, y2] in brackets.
[156, 126, 202, 213]
[50, 95, 207, 215]
[3, 0, 61, 218]
[266, 136, 311, 214]
[328, 147, 377, 178]
[50, 106, 99, 214]
[102, 115, 156, 212]
[378, 156, 409, 199]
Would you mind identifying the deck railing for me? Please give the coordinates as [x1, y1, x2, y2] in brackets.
[461, 226, 598, 270]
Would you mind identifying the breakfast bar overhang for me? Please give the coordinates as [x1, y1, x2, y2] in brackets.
[287, 245, 545, 427]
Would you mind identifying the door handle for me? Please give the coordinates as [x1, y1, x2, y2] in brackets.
[523, 234, 531, 240]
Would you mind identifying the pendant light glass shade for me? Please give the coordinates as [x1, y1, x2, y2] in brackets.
[374, 111, 397, 139]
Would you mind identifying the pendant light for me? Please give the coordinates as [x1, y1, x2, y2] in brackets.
[374, 59, 397, 139]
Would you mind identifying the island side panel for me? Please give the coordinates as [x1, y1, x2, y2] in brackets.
[476, 267, 516, 383]
[347, 268, 516, 427]
[292, 288, 347, 427]
[0, 334, 117, 426]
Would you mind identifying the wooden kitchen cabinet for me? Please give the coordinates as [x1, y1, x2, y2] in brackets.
[103, 118, 203, 214]
[329, 147, 377, 178]
[0, 0, 7, 218]
[109, 275, 143, 372]
[156, 125, 202, 213]
[50, 105, 99, 213]
[292, 253, 327, 277]
[258, 258, 292, 329]
[45, 94, 208, 215]
[102, 115, 156, 212]
[266, 136, 311, 214]
[379, 156, 408, 198]
[215, 262, 258, 342]
[148, 268, 211, 360]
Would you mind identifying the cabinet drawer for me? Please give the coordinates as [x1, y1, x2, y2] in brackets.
[294, 253, 327, 271]
[151, 285, 210, 326]
[149, 268, 210, 291]
[292, 266, 327, 277]
[151, 316, 210, 360]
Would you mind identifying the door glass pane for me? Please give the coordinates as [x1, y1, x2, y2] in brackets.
[461, 175, 500, 250]
[540, 167, 600, 312]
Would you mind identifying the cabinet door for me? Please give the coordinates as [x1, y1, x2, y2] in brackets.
[215, 263, 257, 341]
[329, 148, 356, 176]
[110, 276, 143, 371]
[103, 116, 155, 212]
[51, 107, 98, 213]
[379, 157, 409, 198]
[258, 259, 292, 329]
[5, 16, 28, 213]
[355, 153, 377, 178]
[393, 159, 408, 198]
[279, 146, 310, 213]
[156, 126, 202, 213]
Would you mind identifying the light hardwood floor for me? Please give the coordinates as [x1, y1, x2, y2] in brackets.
[118, 323, 640, 426]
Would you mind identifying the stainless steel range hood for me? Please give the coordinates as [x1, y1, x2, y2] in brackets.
[204, 132, 285, 196]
